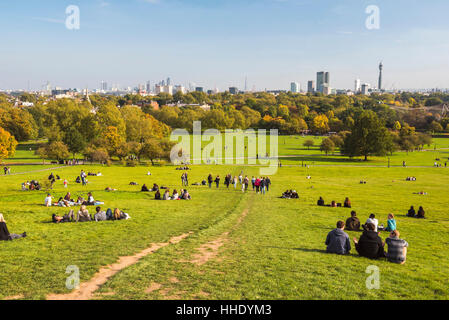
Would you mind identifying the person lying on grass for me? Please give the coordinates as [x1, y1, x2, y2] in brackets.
[385, 230, 408, 264]
[325, 220, 351, 255]
[0, 214, 27, 241]
[112, 208, 130, 220]
[104, 187, 117, 192]
[353, 223, 385, 259]
[345, 211, 360, 231]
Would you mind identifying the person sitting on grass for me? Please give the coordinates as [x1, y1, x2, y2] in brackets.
[345, 211, 360, 231]
[0, 214, 27, 241]
[77, 205, 91, 222]
[353, 223, 385, 259]
[113, 208, 130, 220]
[86, 192, 95, 206]
[330, 200, 337, 208]
[407, 206, 416, 217]
[94, 206, 107, 222]
[141, 184, 150, 192]
[57, 197, 71, 207]
[181, 189, 191, 200]
[385, 230, 409, 264]
[155, 190, 161, 200]
[152, 183, 159, 192]
[384, 214, 397, 232]
[417, 206, 425, 218]
[172, 189, 179, 200]
[344, 197, 352, 208]
[64, 192, 72, 202]
[325, 221, 351, 255]
[317, 197, 325, 206]
[45, 194, 53, 207]
[163, 190, 171, 200]
[363, 214, 379, 232]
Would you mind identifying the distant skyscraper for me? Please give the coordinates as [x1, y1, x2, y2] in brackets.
[167, 77, 171, 86]
[290, 82, 300, 93]
[355, 79, 361, 93]
[307, 81, 315, 93]
[101, 81, 108, 91]
[195, 87, 204, 92]
[361, 83, 370, 95]
[378, 62, 383, 91]
[317, 71, 330, 93]
[146, 81, 151, 93]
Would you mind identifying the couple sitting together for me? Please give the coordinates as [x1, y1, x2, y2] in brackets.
[325, 221, 408, 264]
[141, 183, 159, 192]
[52, 206, 130, 223]
[317, 197, 351, 208]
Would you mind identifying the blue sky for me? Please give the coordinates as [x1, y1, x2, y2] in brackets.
[1, 0, 448, 91]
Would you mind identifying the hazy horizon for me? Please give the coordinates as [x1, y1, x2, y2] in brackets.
[1, 0, 449, 91]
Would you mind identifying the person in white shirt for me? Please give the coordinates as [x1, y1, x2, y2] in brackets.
[364, 214, 379, 232]
[45, 194, 52, 207]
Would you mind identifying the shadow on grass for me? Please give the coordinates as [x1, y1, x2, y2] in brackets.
[263, 246, 360, 258]
[278, 155, 377, 164]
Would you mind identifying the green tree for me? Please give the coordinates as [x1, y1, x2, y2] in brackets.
[303, 139, 314, 150]
[320, 138, 335, 155]
[342, 111, 393, 161]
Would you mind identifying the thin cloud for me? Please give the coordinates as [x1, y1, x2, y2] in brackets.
[32, 17, 65, 24]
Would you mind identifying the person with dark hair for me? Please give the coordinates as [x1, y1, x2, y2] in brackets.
[155, 190, 161, 200]
[94, 207, 107, 222]
[331, 200, 337, 208]
[353, 223, 385, 259]
[407, 206, 416, 217]
[141, 184, 150, 192]
[0, 214, 26, 240]
[344, 197, 352, 208]
[317, 197, 325, 206]
[207, 174, 213, 188]
[385, 230, 409, 264]
[345, 211, 360, 231]
[325, 221, 351, 255]
[214, 175, 220, 188]
[417, 206, 425, 218]
[363, 214, 379, 232]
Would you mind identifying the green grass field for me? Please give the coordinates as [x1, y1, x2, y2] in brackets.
[0, 139, 448, 300]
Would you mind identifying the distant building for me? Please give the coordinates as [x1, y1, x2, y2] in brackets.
[307, 81, 315, 93]
[317, 71, 330, 94]
[146, 81, 151, 93]
[361, 83, 370, 95]
[101, 81, 108, 92]
[229, 87, 238, 94]
[155, 85, 173, 95]
[174, 85, 186, 94]
[355, 79, 361, 93]
[195, 87, 204, 92]
[378, 62, 383, 91]
[290, 82, 300, 93]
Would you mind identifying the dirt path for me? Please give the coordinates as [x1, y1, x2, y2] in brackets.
[46, 232, 192, 300]
[185, 207, 249, 266]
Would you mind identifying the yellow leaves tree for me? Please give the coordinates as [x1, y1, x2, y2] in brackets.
[311, 114, 330, 134]
[0, 127, 18, 160]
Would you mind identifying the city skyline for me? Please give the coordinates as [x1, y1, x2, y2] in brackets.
[1, 0, 449, 91]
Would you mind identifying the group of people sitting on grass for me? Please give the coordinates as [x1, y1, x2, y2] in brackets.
[87, 172, 102, 176]
[21, 180, 41, 191]
[176, 166, 190, 170]
[0, 214, 27, 241]
[317, 197, 352, 208]
[359, 180, 367, 184]
[325, 220, 408, 264]
[52, 206, 130, 223]
[406, 176, 417, 181]
[344, 212, 397, 232]
[407, 206, 425, 218]
[281, 190, 299, 199]
[154, 188, 191, 200]
[45, 192, 104, 207]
